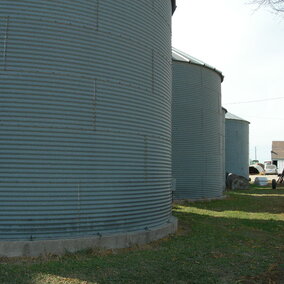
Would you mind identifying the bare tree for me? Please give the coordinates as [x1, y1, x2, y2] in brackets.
[251, 0, 284, 12]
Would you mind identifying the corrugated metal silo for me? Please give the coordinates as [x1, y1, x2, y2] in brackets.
[221, 108, 227, 189]
[225, 112, 250, 179]
[172, 47, 225, 200]
[0, 0, 176, 253]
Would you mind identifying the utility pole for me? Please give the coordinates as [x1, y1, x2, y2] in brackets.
[255, 146, 257, 160]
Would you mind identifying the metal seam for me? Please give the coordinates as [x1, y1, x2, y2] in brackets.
[3, 16, 10, 71]
[152, 49, 155, 94]
[93, 79, 97, 131]
[96, 0, 99, 31]
[144, 135, 148, 180]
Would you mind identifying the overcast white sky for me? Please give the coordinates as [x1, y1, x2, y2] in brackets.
[172, 0, 284, 163]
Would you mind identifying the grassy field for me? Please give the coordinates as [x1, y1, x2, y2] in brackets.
[0, 186, 283, 284]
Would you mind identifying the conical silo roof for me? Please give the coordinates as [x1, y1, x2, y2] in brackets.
[172, 47, 224, 82]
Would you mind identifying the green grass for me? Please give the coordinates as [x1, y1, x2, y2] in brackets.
[0, 186, 283, 284]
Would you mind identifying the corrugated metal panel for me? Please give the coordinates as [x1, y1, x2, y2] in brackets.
[225, 113, 250, 179]
[172, 50, 224, 200]
[0, 1, 173, 240]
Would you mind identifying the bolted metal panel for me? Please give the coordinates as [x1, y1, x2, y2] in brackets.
[225, 113, 250, 179]
[0, 1, 173, 240]
[172, 49, 224, 200]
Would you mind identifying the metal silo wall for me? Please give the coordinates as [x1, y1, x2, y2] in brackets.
[0, 0, 173, 240]
[172, 62, 224, 200]
[225, 119, 249, 179]
[220, 108, 226, 191]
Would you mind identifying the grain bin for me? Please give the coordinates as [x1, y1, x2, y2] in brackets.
[172, 47, 225, 200]
[225, 112, 250, 179]
[221, 107, 227, 189]
[0, 0, 176, 257]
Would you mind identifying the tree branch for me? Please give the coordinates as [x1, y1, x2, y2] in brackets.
[251, 0, 284, 12]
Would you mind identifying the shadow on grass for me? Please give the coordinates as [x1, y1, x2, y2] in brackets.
[1, 210, 283, 284]
[0, 189, 283, 284]
[173, 204, 284, 232]
[183, 189, 284, 214]
[0, 209, 284, 284]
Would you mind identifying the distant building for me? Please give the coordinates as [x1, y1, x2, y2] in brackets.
[271, 141, 284, 173]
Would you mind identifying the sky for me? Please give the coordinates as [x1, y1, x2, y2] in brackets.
[172, 0, 284, 163]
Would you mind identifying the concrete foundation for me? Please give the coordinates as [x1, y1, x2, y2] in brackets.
[0, 217, 178, 258]
[174, 195, 226, 203]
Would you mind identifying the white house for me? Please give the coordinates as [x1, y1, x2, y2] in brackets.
[271, 141, 284, 174]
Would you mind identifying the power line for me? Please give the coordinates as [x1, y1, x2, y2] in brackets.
[225, 96, 284, 105]
[245, 115, 284, 121]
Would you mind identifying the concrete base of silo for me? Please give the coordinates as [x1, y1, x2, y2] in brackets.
[0, 217, 177, 258]
[174, 195, 226, 203]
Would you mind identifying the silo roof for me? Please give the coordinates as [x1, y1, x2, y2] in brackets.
[171, 0, 177, 13]
[172, 47, 224, 82]
[225, 112, 250, 124]
[222, 107, 228, 113]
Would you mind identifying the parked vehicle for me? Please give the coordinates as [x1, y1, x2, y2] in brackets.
[264, 164, 278, 175]
[249, 164, 265, 175]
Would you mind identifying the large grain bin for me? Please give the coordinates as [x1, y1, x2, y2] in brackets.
[221, 107, 228, 189]
[172, 47, 225, 200]
[225, 112, 250, 179]
[0, 0, 176, 257]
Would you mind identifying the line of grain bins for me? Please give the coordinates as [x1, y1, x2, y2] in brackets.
[225, 113, 250, 179]
[0, 0, 177, 257]
[172, 47, 225, 200]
